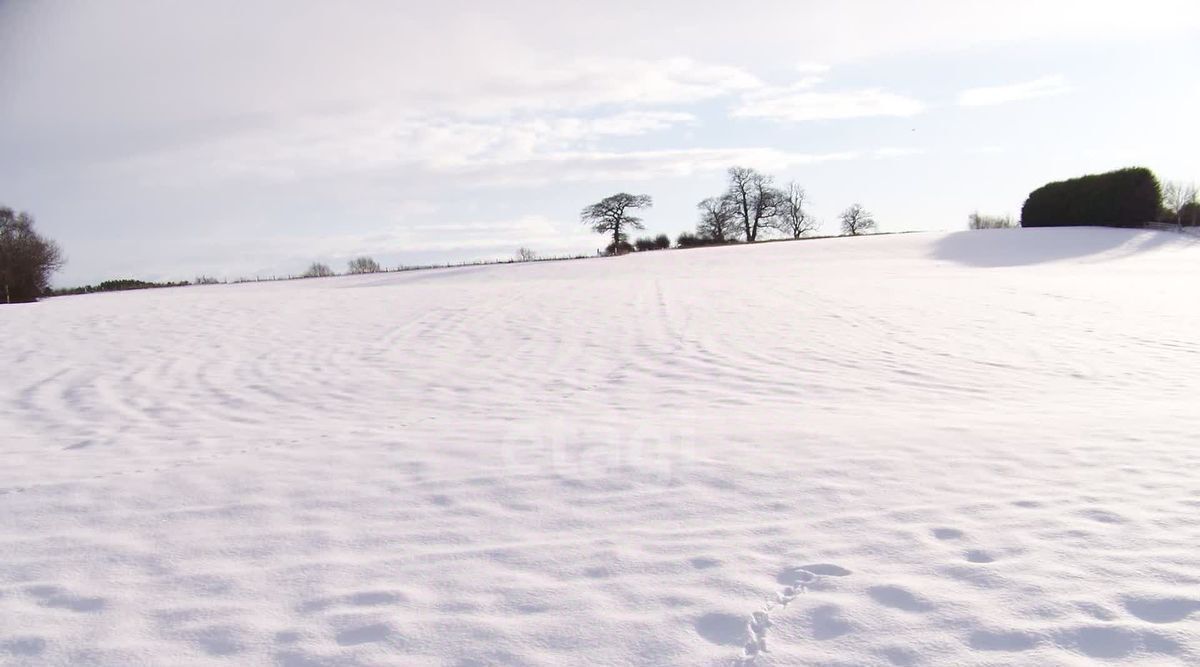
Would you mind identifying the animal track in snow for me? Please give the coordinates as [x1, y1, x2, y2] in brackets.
[1122, 596, 1200, 624]
[932, 527, 964, 540]
[867, 585, 934, 613]
[929, 525, 998, 564]
[735, 563, 852, 663]
[964, 549, 995, 563]
[25, 585, 107, 613]
[800, 563, 850, 577]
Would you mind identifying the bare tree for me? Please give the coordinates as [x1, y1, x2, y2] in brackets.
[839, 204, 877, 236]
[771, 182, 818, 239]
[967, 211, 1015, 230]
[302, 262, 334, 278]
[581, 193, 652, 253]
[696, 195, 740, 242]
[725, 167, 782, 242]
[347, 256, 381, 274]
[0, 207, 64, 304]
[1162, 181, 1198, 227]
[515, 247, 538, 262]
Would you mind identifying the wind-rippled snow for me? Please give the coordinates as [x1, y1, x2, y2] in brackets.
[2, 228, 1199, 665]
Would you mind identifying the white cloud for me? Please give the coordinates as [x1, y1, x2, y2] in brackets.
[102, 100, 925, 191]
[5, 2, 1190, 130]
[403, 111, 701, 168]
[318, 215, 593, 257]
[572, 57, 761, 107]
[440, 57, 762, 117]
[872, 147, 925, 159]
[443, 147, 865, 186]
[795, 61, 831, 75]
[957, 75, 1071, 107]
[733, 81, 925, 122]
[106, 110, 701, 185]
[968, 145, 1008, 155]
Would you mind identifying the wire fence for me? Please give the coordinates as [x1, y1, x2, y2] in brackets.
[1144, 222, 1200, 237]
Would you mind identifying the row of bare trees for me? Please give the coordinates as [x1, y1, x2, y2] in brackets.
[301, 256, 382, 278]
[705, 167, 876, 240]
[703, 167, 822, 242]
[581, 167, 878, 255]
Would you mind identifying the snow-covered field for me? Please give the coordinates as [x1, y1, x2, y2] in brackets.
[3, 228, 1200, 666]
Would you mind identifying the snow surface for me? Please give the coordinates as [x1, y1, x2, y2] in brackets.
[2, 228, 1200, 666]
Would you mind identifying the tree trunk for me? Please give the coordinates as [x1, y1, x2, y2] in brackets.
[741, 199, 751, 241]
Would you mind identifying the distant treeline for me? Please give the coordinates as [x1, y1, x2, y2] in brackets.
[45, 253, 598, 297]
[289, 252, 595, 282]
[6, 163, 1199, 305]
[46, 278, 192, 296]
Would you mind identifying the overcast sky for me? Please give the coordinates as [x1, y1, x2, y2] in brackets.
[2, 1, 1198, 284]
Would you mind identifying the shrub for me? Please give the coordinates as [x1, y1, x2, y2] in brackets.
[604, 240, 635, 256]
[1179, 202, 1200, 227]
[302, 262, 335, 278]
[654, 233, 671, 250]
[676, 232, 730, 248]
[634, 236, 657, 251]
[968, 212, 1015, 230]
[347, 257, 381, 274]
[1020, 167, 1161, 228]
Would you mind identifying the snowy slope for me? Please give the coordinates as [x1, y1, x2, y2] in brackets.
[2, 228, 1200, 666]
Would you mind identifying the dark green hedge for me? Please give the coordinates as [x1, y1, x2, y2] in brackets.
[1020, 167, 1161, 228]
[47, 278, 189, 297]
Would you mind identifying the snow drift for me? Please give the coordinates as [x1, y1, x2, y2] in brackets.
[2, 228, 1199, 665]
